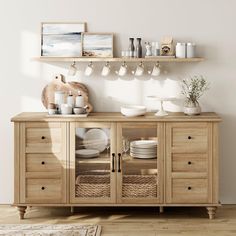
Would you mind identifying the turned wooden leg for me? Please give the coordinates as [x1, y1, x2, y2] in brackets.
[17, 206, 27, 219]
[71, 206, 74, 214]
[207, 206, 217, 219]
[159, 206, 164, 213]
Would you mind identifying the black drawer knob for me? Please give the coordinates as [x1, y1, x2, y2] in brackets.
[188, 186, 192, 190]
[41, 161, 45, 165]
[41, 136, 46, 140]
[188, 161, 192, 165]
[41, 186, 45, 190]
[188, 136, 192, 140]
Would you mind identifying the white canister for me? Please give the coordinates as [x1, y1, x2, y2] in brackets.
[54, 91, 65, 105]
[54, 91, 65, 113]
[175, 43, 186, 58]
[187, 43, 196, 58]
[75, 92, 84, 108]
[67, 93, 75, 108]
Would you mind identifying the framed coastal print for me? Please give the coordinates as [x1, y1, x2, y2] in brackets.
[41, 22, 86, 57]
[82, 33, 113, 57]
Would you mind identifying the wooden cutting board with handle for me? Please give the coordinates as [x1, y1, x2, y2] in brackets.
[41, 74, 93, 112]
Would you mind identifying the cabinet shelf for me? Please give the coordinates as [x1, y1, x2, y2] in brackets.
[76, 154, 110, 164]
[33, 56, 204, 63]
[122, 155, 157, 164]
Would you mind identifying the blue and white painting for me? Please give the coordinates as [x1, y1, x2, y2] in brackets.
[41, 23, 85, 57]
[82, 34, 113, 57]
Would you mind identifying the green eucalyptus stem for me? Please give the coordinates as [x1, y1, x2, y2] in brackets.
[181, 75, 210, 106]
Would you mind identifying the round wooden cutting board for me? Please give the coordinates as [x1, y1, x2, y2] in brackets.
[41, 74, 93, 112]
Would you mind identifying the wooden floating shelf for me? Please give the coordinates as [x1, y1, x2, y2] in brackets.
[33, 56, 204, 63]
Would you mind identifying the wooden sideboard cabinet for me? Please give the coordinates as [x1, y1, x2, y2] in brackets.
[11, 112, 221, 219]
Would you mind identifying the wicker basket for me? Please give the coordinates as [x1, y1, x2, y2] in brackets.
[122, 175, 157, 198]
[75, 175, 110, 198]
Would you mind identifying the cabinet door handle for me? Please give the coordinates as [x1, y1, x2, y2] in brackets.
[188, 136, 192, 140]
[41, 161, 45, 165]
[41, 186, 45, 190]
[112, 153, 115, 172]
[188, 161, 192, 165]
[41, 136, 46, 140]
[187, 186, 192, 190]
[118, 153, 121, 173]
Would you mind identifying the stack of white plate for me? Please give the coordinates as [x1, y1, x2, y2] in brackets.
[130, 140, 157, 159]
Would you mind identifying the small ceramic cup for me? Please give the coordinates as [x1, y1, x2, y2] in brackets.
[101, 62, 111, 76]
[48, 108, 57, 115]
[116, 63, 127, 76]
[132, 62, 144, 76]
[73, 107, 86, 114]
[61, 104, 73, 115]
[148, 63, 161, 76]
[84, 62, 94, 76]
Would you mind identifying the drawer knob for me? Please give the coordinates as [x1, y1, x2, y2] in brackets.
[41, 136, 46, 140]
[41, 161, 45, 165]
[41, 186, 45, 190]
[188, 136, 192, 140]
[188, 161, 192, 165]
[188, 186, 192, 190]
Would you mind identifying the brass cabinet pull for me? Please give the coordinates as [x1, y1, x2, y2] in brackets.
[112, 153, 115, 172]
[118, 153, 121, 173]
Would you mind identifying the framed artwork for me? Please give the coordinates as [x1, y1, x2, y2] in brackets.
[82, 33, 113, 57]
[41, 22, 86, 57]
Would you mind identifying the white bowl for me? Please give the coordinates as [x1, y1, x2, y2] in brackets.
[121, 105, 146, 117]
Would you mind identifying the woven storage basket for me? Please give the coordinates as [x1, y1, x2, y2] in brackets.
[122, 175, 157, 198]
[75, 175, 110, 198]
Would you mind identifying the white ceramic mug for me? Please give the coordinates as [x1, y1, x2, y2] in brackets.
[132, 63, 144, 76]
[116, 63, 127, 76]
[61, 104, 73, 115]
[101, 62, 111, 76]
[148, 63, 161, 76]
[84, 63, 94, 76]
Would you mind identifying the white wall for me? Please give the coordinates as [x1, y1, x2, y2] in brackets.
[0, 0, 235, 204]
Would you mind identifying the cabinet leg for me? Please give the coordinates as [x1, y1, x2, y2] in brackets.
[17, 206, 27, 219]
[71, 206, 74, 214]
[206, 206, 217, 219]
[159, 206, 164, 213]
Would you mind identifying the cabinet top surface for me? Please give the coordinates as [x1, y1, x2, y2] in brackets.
[11, 112, 222, 122]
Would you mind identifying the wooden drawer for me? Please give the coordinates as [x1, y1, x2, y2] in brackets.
[25, 179, 63, 203]
[171, 124, 208, 153]
[25, 123, 62, 153]
[26, 153, 62, 172]
[171, 178, 208, 203]
[172, 153, 207, 172]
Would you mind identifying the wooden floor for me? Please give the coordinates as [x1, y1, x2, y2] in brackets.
[0, 205, 236, 235]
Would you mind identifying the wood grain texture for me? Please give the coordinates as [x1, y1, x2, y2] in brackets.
[33, 56, 205, 62]
[11, 112, 222, 122]
[3, 205, 236, 235]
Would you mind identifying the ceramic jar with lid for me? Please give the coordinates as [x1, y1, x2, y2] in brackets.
[175, 43, 186, 58]
[187, 43, 196, 58]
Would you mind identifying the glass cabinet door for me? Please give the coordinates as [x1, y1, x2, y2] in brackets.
[117, 123, 163, 203]
[70, 122, 116, 203]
